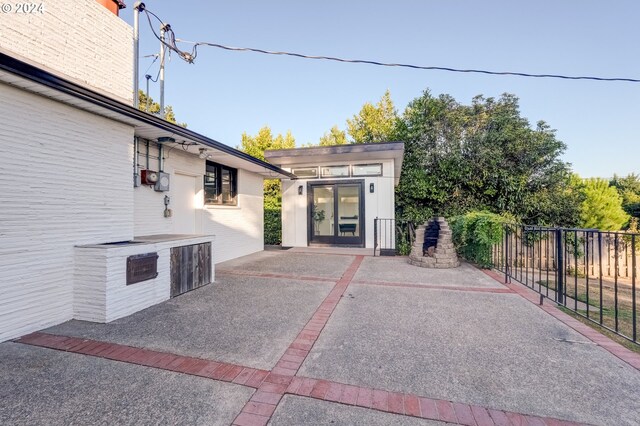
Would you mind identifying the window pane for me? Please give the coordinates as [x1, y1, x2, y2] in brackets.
[352, 163, 382, 176]
[312, 186, 334, 236]
[320, 165, 349, 178]
[221, 168, 231, 203]
[204, 170, 218, 204]
[292, 167, 317, 178]
[338, 185, 360, 237]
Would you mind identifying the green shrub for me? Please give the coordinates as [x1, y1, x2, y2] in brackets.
[450, 211, 510, 268]
[395, 221, 414, 255]
[264, 206, 282, 245]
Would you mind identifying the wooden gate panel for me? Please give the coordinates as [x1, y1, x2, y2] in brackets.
[170, 243, 212, 297]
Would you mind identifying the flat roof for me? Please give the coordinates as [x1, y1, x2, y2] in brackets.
[265, 141, 404, 162]
[265, 141, 404, 184]
[0, 51, 296, 179]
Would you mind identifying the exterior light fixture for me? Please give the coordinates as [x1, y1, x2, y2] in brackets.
[369, 183, 375, 193]
[198, 148, 212, 160]
[298, 185, 304, 195]
[157, 136, 176, 144]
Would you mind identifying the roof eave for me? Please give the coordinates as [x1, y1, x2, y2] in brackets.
[0, 52, 297, 180]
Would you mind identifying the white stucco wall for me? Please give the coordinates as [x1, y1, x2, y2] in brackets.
[0, 0, 133, 103]
[0, 83, 134, 342]
[133, 145, 265, 264]
[281, 160, 395, 248]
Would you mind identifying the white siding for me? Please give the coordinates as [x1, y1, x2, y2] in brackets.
[0, 83, 134, 342]
[134, 147, 265, 264]
[0, 0, 133, 103]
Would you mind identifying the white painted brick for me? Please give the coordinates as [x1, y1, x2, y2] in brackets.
[74, 235, 214, 323]
[0, 82, 134, 342]
[0, 0, 133, 103]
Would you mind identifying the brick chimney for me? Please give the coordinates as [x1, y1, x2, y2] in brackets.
[96, 0, 126, 16]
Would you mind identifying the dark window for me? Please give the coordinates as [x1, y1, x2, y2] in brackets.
[205, 161, 237, 205]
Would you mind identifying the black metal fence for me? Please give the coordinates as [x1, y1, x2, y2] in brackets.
[492, 225, 639, 345]
[373, 218, 414, 256]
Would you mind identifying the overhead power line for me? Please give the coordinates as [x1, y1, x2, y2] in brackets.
[142, 8, 640, 84]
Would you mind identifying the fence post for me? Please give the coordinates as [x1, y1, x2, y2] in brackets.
[504, 225, 509, 283]
[556, 228, 564, 305]
[373, 218, 378, 257]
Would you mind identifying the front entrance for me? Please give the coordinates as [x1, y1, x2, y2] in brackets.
[309, 181, 364, 246]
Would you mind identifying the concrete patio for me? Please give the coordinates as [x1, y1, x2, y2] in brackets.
[2, 251, 639, 425]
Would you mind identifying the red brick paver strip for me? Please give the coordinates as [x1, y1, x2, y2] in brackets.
[15, 332, 269, 388]
[216, 269, 336, 284]
[287, 377, 587, 426]
[352, 279, 514, 294]
[480, 268, 640, 372]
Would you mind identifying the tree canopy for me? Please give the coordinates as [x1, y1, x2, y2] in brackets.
[137, 90, 186, 127]
[610, 173, 640, 220]
[395, 91, 578, 226]
[578, 178, 629, 230]
[346, 90, 398, 143]
[239, 126, 295, 161]
[319, 125, 348, 146]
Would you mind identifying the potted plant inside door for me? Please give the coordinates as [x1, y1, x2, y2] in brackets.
[313, 204, 326, 234]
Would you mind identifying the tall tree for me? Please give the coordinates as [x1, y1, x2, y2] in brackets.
[240, 126, 295, 161]
[395, 90, 579, 226]
[137, 90, 186, 127]
[319, 125, 348, 146]
[239, 126, 296, 245]
[610, 173, 640, 219]
[346, 90, 398, 143]
[578, 178, 629, 230]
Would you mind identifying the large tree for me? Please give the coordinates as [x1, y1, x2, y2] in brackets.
[346, 90, 399, 143]
[240, 126, 295, 161]
[239, 126, 295, 244]
[395, 91, 579, 225]
[579, 178, 629, 230]
[610, 173, 640, 220]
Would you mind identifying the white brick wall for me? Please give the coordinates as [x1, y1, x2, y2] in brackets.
[0, 0, 133, 103]
[0, 83, 134, 342]
[134, 145, 265, 263]
[74, 236, 214, 323]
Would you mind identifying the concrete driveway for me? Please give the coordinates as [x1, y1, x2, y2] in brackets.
[2, 250, 639, 425]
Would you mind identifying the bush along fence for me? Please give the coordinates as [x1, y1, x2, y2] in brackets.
[492, 225, 639, 345]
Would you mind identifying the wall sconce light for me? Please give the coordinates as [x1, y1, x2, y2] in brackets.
[298, 185, 304, 195]
[369, 183, 375, 193]
[198, 148, 212, 160]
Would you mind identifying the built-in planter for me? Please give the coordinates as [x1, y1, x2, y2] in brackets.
[74, 234, 215, 322]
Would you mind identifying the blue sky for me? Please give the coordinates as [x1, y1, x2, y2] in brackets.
[123, 1, 639, 178]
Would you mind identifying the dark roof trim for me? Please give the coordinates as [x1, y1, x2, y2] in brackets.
[0, 52, 296, 179]
[265, 141, 404, 159]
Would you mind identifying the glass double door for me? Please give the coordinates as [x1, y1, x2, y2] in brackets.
[309, 182, 364, 246]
